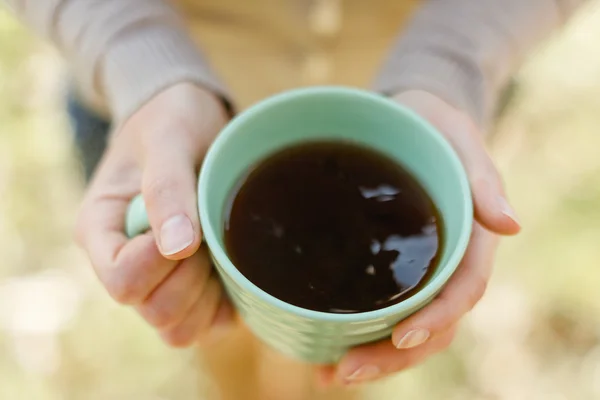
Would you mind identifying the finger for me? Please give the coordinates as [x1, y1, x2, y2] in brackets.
[136, 248, 213, 329]
[468, 164, 520, 236]
[78, 196, 176, 305]
[393, 92, 520, 235]
[85, 225, 177, 305]
[314, 323, 457, 388]
[210, 298, 236, 334]
[335, 325, 457, 385]
[159, 273, 227, 347]
[431, 114, 519, 235]
[76, 168, 178, 305]
[74, 149, 137, 269]
[140, 125, 202, 260]
[391, 224, 498, 349]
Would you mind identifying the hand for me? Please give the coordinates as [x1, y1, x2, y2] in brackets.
[317, 90, 521, 385]
[75, 83, 234, 346]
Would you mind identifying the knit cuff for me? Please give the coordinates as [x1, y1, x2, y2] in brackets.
[101, 24, 233, 123]
[373, 48, 488, 128]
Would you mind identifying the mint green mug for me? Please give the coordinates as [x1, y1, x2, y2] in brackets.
[125, 87, 473, 364]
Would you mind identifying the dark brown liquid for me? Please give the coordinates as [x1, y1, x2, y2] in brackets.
[224, 141, 443, 313]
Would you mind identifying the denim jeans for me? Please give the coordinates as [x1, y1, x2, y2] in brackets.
[67, 95, 111, 181]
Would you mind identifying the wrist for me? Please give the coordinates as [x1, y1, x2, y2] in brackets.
[101, 24, 233, 124]
[390, 90, 481, 139]
[190, 83, 231, 123]
[112, 81, 229, 153]
[374, 49, 484, 128]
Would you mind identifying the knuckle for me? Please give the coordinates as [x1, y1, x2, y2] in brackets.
[143, 176, 181, 205]
[143, 301, 180, 328]
[104, 274, 140, 305]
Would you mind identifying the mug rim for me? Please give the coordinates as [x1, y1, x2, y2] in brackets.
[198, 86, 473, 323]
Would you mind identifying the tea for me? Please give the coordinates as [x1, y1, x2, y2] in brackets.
[224, 141, 443, 313]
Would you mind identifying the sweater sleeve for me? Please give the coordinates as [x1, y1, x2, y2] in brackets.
[3, 0, 232, 123]
[373, 0, 587, 128]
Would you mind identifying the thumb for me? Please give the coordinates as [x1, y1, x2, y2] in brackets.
[469, 161, 521, 236]
[392, 91, 520, 236]
[140, 128, 202, 260]
[442, 118, 521, 236]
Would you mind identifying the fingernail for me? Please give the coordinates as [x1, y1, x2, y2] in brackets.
[159, 214, 194, 255]
[498, 196, 520, 226]
[345, 365, 380, 383]
[394, 328, 430, 349]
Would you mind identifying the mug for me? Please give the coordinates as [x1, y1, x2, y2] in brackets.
[125, 87, 473, 364]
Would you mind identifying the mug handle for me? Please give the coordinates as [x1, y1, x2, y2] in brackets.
[125, 194, 150, 238]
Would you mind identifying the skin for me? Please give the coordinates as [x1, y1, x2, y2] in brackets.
[316, 91, 520, 386]
[74, 84, 520, 383]
[75, 83, 233, 346]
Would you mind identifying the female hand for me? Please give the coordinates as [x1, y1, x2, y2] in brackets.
[75, 83, 234, 346]
[317, 90, 521, 385]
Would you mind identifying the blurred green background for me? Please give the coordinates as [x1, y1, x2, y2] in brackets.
[2, 3, 600, 399]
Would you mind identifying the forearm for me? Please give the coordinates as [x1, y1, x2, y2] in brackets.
[374, 0, 586, 128]
[4, 0, 230, 122]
